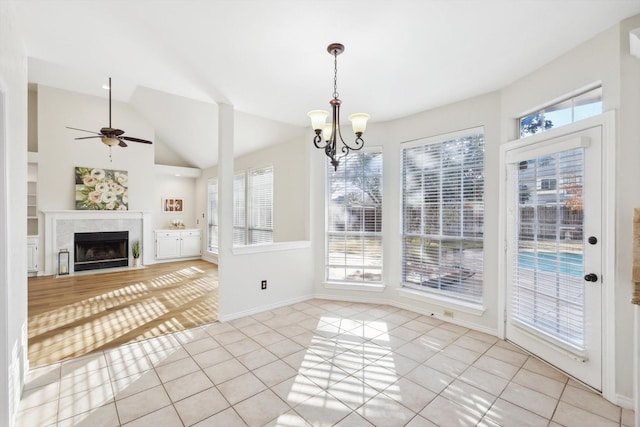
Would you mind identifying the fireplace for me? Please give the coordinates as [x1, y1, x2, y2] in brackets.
[74, 231, 129, 272]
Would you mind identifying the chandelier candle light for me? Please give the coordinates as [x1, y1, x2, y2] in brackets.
[308, 43, 370, 171]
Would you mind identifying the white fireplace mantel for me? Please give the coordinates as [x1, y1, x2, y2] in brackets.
[42, 210, 152, 275]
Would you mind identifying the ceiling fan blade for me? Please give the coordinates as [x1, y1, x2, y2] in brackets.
[74, 136, 103, 140]
[120, 136, 153, 144]
[118, 139, 128, 148]
[67, 126, 102, 135]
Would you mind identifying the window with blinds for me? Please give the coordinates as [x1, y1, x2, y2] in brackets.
[401, 131, 484, 303]
[233, 173, 246, 245]
[234, 166, 273, 246]
[512, 148, 585, 349]
[207, 178, 218, 252]
[248, 167, 273, 244]
[326, 149, 382, 283]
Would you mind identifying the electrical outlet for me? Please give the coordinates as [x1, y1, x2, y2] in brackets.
[443, 310, 454, 318]
[261, 280, 267, 290]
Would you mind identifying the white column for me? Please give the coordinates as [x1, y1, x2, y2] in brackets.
[217, 103, 234, 319]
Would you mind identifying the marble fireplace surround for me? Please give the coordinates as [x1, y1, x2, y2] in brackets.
[42, 210, 152, 276]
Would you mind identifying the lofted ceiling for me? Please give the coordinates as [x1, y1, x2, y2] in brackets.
[12, 0, 640, 169]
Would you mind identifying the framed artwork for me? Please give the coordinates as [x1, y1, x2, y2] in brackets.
[75, 167, 128, 210]
[163, 198, 183, 212]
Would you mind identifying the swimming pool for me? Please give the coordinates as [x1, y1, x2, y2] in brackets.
[518, 251, 583, 276]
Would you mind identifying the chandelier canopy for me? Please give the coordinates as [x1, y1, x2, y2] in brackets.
[308, 43, 369, 171]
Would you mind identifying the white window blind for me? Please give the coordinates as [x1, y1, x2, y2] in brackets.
[248, 167, 274, 244]
[233, 173, 246, 246]
[326, 149, 382, 283]
[512, 148, 585, 349]
[233, 166, 273, 246]
[401, 132, 484, 303]
[207, 178, 218, 252]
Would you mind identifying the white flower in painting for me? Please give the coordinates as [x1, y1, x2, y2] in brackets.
[122, 193, 128, 204]
[95, 182, 109, 193]
[101, 191, 117, 204]
[90, 169, 106, 180]
[106, 201, 116, 210]
[110, 182, 125, 195]
[82, 175, 97, 187]
[117, 205, 127, 210]
[88, 191, 102, 203]
[116, 173, 128, 187]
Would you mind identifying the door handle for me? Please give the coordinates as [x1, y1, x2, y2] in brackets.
[584, 273, 598, 282]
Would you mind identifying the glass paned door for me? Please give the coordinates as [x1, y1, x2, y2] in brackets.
[505, 127, 602, 390]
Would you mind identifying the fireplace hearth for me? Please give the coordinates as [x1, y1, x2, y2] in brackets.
[74, 231, 129, 272]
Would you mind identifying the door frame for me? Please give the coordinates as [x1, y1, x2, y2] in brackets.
[498, 111, 616, 401]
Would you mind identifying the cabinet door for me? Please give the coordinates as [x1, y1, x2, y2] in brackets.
[155, 232, 180, 259]
[27, 241, 38, 272]
[180, 231, 202, 257]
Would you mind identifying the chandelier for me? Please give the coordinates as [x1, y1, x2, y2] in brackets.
[308, 43, 370, 171]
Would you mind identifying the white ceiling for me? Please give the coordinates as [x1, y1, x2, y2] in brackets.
[12, 0, 640, 169]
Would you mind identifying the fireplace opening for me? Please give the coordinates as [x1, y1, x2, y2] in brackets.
[74, 231, 129, 272]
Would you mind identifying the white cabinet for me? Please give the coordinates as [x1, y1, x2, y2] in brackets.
[154, 229, 201, 260]
[27, 236, 39, 275]
[180, 230, 202, 257]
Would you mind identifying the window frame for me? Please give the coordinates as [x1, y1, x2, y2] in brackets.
[518, 86, 602, 138]
[400, 127, 485, 305]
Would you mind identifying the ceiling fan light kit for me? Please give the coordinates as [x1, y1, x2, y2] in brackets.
[308, 43, 369, 171]
[67, 77, 153, 161]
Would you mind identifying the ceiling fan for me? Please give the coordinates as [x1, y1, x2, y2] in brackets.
[67, 77, 153, 149]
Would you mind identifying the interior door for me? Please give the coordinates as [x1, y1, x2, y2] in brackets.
[504, 126, 602, 390]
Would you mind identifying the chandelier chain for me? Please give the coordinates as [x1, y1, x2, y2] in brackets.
[333, 50, 339, 99]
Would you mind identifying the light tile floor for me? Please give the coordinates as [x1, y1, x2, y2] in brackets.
[16, 299, 635, 427]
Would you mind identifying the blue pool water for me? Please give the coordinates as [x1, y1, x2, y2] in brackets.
[518, 251, 583, 277]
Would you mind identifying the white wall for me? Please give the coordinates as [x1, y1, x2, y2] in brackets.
[0, 1, 28, 425]
[234, 137, 309, 243]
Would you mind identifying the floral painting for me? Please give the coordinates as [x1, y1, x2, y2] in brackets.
[75, 167, 128, 210]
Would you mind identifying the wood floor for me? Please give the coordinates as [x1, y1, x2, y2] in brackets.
[27, 260, 218, 367]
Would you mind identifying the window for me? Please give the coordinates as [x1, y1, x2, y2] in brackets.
[326, 149, 382, 283]
[234, 166, 273, 246]
[540, 178, 557, 191]
[519, 87, 602, 138]
[207, 166, 274, 249]
[401, 131, 484, 303]
[207, 178, 218, 252]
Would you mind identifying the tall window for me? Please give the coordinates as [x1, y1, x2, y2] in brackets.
[401, 131, 484, 303]
[207, 178, 218, 252]
[519, 87, 602, 138]
[234, 166, 273, 246]
[326, 149, 382, 283]
[208, 166, 274, 249]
